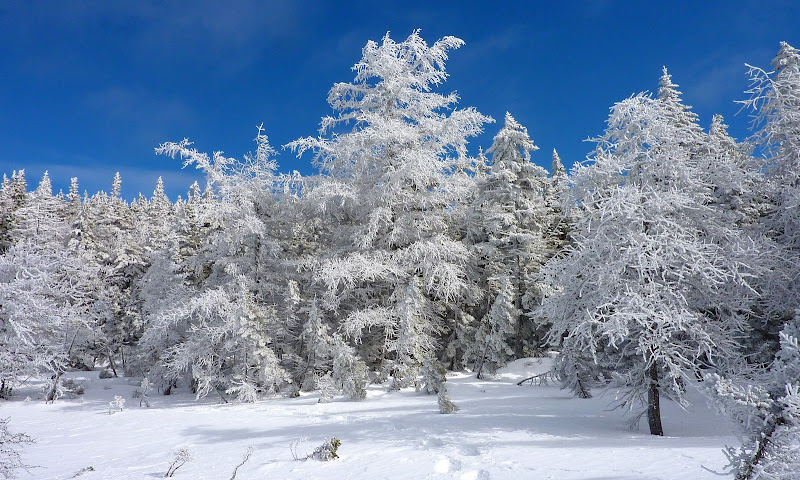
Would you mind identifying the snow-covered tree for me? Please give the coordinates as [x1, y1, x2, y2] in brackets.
[296, 298, 334, 390]
[11, 172, 68, 246]
[0, 238, 94, 399]
[0, 171, 26, 253]
[151, 128, 297, 400]
[469, 113, 549, 357]
[538, 78, 761, 435]
[705, 312, 800, 479]
[0, 417, 32, 479]
[287, 30, 491, 386]
[465, 276, 517, 378]
[740, 42, 800, 362]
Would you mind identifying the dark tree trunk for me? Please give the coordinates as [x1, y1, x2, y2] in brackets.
[737, 418, 781, 480]
[513, 248, 525, 357]
[107, 349, 119, 378]
[0, 379, 10, 399]
[647, 362, 664, 436]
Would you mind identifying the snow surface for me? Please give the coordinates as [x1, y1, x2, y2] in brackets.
[1, 358, 736, 479]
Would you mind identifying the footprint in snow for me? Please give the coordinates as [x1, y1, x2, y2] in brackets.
[434, 457, 462, 473]
[460, 470, 490, 480]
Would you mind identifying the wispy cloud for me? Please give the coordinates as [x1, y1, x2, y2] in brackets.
[2, 1, 307, 75]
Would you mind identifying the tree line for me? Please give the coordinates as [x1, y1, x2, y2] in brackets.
[1, 31, 798, 479]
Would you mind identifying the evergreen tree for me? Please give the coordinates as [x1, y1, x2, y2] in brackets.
[472, 113, 548, 357]
[538, 77, 761, 435]
[465, 277, 517, 378]
[288, 30, 491, 386]
[740, 42, 800, 360]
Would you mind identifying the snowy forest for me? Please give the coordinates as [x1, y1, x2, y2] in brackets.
[1, 32, 800, 479]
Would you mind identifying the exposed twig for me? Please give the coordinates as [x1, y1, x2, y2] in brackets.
[228, 446, 254, 480]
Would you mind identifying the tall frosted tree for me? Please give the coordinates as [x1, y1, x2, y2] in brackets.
[470, 113, 548, 358]
[740, 42, 800, 356]
[152, 129, 295, 401]
[0, 171, 26, 254]
[538, 77, 761, 435]
[288, 30, 491, 388]
[698, 41, 800, 479]
[11, 172, 67, 246]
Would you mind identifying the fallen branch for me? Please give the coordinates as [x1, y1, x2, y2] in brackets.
[516, 371, 557, 386]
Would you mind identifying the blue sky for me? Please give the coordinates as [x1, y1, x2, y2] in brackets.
[1, 1, 797, 200]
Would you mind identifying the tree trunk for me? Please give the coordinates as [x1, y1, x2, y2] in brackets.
[45, 372, 63, 403]
[737, 418, 781, 480]
[647, 362, 664, 436]
[514, 249, 525, 357]
[107, 349, 119, 378]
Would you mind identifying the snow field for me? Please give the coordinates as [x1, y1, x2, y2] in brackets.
[1, 358, 735, 480]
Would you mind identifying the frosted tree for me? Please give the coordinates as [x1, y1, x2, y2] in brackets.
[465, 277, 517, 378]
[542, 149, 571, 254]
[697, 114, 779, 364]
[739, 42, 800, 362]
[705, 312, 800, 479]
[0, 237, 96, 400]
[73, 174, 146, 375]
[172, 181, 214, 286]
[0, 418, 33, 479]
[152, 128, 296, 400]
[143, 176, 174, 253]
[147, 283, 289, 402]
[538, 80, 761, 435]
[0, 176, 14, 254]
[0, 171, 26, 253]
[288, 30, 491, 386]
[470, 113, 548, 357]
[657, 67, 703, 137]
[296, 299, 334, 390]
[330, 334, 369, 400]
[128, 252, 193, 386]
[11, 172, 68, 246]
[387, 276, 440, 389]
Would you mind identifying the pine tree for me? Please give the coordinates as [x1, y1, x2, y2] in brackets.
[705, 312, 800, 479]
[538, 76, 761, 435]
[111, 172, 122, 199]
[287, 30, 491, 385]
[465, 277, 517, 378]
[11, 172, 68, 247]
[740, 42, 800, 362]
[471, 113, 548, 357]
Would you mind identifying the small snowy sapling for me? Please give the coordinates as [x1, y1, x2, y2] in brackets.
[438, 389, 460, 414]
[310, 438, 341, 461]
[108, 395, 125, 414]
[164, 448, 191, 477]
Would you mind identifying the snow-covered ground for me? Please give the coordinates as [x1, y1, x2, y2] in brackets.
[1, 359, 736, 480]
